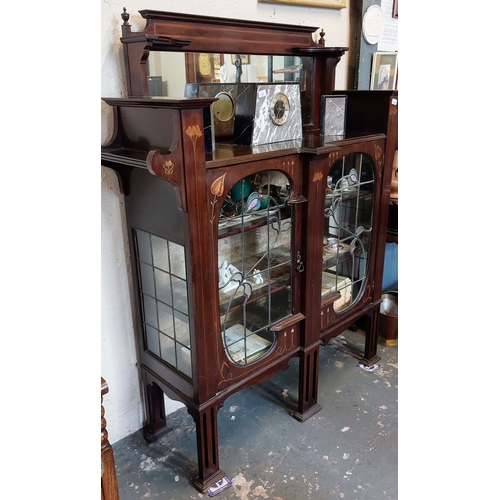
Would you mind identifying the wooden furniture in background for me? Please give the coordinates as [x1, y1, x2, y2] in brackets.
[101, 378, 120, 500]
[387, 149, 398, 244]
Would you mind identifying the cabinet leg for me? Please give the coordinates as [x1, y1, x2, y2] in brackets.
[189, 403, 227, 493]
[142, 380, 172, 443]
[292, 345, 322, 422]
[359, 309, 381, 367]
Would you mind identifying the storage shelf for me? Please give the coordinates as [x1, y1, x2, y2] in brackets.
[218, 206, 291, 239]
[219, 279, 290, 316]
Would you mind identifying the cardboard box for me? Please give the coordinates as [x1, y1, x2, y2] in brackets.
[321, 273, 352, 311]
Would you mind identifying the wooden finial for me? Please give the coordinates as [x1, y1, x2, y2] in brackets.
[319, 29, 325, 46]
[121, 7, 130, 25]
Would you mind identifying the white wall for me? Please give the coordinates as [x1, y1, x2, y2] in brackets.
[101, 0, 350, 444]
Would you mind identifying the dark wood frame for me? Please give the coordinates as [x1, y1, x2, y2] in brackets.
[103, 8, 397, 493]
[259, 0, 347, 9]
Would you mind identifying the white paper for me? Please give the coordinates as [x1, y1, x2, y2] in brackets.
[378, 0, 398, 52]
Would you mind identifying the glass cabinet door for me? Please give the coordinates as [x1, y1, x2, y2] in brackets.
[321, 153, 375, 312]
[217, 170, 293, 366]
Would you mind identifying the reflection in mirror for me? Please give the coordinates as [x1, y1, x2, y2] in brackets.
[146, 53, 302, 98]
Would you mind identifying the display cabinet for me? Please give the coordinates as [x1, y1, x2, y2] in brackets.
[303, 141, 384, 356]
[102, 8, 394, 493]
[317, 90, 398, 353]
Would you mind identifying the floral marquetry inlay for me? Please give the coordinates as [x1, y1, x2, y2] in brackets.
[163, 160, 174, 175]
[276, 328, 296, 355]
[209, 173, 227, 223]
[218, 361, 234, 387]
[185, 124, 203, 168]
[186, 125, 203, 143]
[328, 152, 339, 166]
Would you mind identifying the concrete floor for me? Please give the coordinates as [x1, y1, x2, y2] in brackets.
[111, 329, 398, 500]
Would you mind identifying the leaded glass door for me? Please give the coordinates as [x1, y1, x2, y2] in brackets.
[321, 153, 375, 312]
[217, 170, 294, 366]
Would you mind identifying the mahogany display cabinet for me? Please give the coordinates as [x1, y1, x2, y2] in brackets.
[101, 8, 396, 492]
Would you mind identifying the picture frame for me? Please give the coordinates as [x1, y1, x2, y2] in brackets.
[370, 52, 398, 90]
[320, 95, 347, 137]
[231, 54, 250, 65]
[259, 0, 346, 10]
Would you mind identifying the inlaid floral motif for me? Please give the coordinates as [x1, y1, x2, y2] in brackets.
[209, 173, 227, 223]
[163, 160, 174, 175]
[186, 125, 203, 145]
[218, 361, 234, 386]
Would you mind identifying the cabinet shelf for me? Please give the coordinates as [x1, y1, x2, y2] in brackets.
[327, 188, 372, 205]
[222, 287, 292, 333]
[219, 248, 291, 316]
[218, 206, 291, 239]
[322, 246, 353, 270]
[321, 237, 368, 270]
[219, 278, 290, 316]
[101, 148, 149, 168]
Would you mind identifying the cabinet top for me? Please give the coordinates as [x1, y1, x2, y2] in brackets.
[120, 8, 347, 55]
[102, 96, 217, 109]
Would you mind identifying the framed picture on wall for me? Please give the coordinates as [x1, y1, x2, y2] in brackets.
[370, 52, 398, 90]
[231, 54, 250, 65]
[259, 0, 346, 9]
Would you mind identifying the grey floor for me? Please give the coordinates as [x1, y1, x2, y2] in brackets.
[112, 329, 398, 500]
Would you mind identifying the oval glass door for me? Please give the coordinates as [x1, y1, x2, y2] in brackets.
[217, 171, 293, 366]
[322, 153, 375, 312]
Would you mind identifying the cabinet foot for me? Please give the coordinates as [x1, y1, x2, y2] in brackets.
[360, 309, 380, 365]
[142, 379, 171, 443]
[143, 424, 172, 444]
[193, 469, 229, 494]
[297, 346, 321, 419]
[358, 355, 381, 367]
[291, 403, 322, 422]
[187, 402, 225, 492]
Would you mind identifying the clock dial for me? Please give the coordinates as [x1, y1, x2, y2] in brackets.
[233, 83, 302, 146]
[270, 92, 290, 126]
[213, 92, 235, 122]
